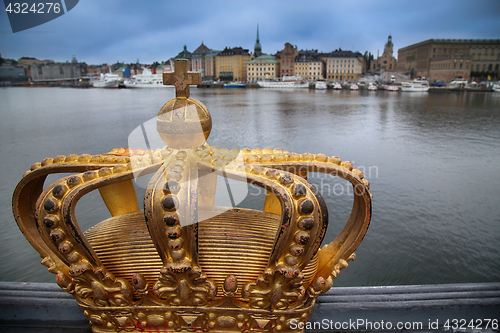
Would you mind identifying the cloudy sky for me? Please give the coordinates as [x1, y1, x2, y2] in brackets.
[1, 0, 499, 65]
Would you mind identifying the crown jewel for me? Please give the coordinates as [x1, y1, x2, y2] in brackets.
[13, 59, 372, 332]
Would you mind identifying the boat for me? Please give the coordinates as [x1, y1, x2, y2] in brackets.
[367, 83, 378, 91]
[350, 84, 359, 90]
[384, 85, 399, 92]
[492, 82, 500, 92]
[401, 80, 430, 92]
[315, 80, 327, 90]
[124, 68, 165, 88]
[92, 73, 121, 88]
[223, 82, 246, 88]
[257, 76, 309, 89]
[333, 82, 342, 90]
[449, 78, 468, 87]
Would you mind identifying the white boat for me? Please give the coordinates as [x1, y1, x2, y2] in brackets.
[92, 73, 121, 88]
[367, 83, 378, 91]
[384, 85, 399, 92]
[124, 68, 165, 88]
[350, 84, 359, 90]
[333, 82, 342, 90]
[315, 80, 327, 90]
[492, 82, 500, 92]
[401, 80, 430, 92]
[257, 76, 309, 89]
[449, 78, 468, 87]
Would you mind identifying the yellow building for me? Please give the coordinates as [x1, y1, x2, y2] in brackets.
[294, 51, 325, 80]
[215, 47, 253, 81]
[247, 55, 280, 81]
[325, 51, 364, 81]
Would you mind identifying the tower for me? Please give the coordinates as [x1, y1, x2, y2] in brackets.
[254, 24, 262, 57]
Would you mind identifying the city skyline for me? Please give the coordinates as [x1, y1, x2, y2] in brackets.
[1, 0, 499, 64]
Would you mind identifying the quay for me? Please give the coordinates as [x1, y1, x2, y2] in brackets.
[1, 281, 499, 332]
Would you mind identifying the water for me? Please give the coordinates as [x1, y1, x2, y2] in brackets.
[1, 87, 499, 287]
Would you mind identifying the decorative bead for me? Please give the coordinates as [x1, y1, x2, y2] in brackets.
[259, 154, 272, 163]
[67, 175, 82, 188]
[170, 249, 185, 261]
[288, 153, 300, 162]
[66, 251, 80, 263]
[315, 154, 328, 162]
[43, 215, 59, 228]
[65, 154, 79, 163]
[44, 198, 59, 213]
[289, 245, 304, 256]
[52, 184, 68, 198]
[341, 161, 353, 171]
[82, 171, 97, 181]
[98, 168, 112, 177]
[161, 195, 178, 211]
[78, 154, 92, 163]
[175, 150, 188, 160]
[41, 158, 53, 166]
[163, 213, 179, 226]
[262, 147, 273, 154]
[302, 153, 313, 161]
[53, 155, 66, 163]
[273, 154, 286, 163]
[213, 159, 226, 168]
[49, 229, 65, 243]
[113, 164, 127, 173]
[168, 238, 183, 250]
[298, 199, 314, 215]
[279, 174, 294, 186]
[251, 148, 262, 155]
[294, 231, 310, 245]
[352, 169, 364, 179]
[251, 166, 264, 175]
[285, 254, 299, 266]
[30, 162, 41, 171]
[167, 171, 182, 182]
[291, 184, 307, 198]
[240, 148, 252, 155]
[244, 154, 258, 163]
[298, 217, 315, 230]
[265, 169, 279, 179]
[329, 156, 341, 165]
[58, 241, 73, 254]
[163, 181, 180, 195]
[363, 179, 370, 190]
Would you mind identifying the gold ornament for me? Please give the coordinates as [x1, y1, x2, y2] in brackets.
[13, 59, 372, 332]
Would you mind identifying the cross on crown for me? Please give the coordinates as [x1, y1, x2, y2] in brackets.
[163, 59, 201, 98]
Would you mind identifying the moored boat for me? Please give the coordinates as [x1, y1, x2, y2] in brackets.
[367, 83, 378, 91]
[492, 82, 500, 92]
[257, 76, 309, 89]
[350, 84, 359, 90]
[384, 85, 399, 92]
[333, 82, 342, 90]
[124, 68, 165, 88]
[223, 82, 246, 88]
[92, 73, 121, 88]
[315, 80, 327, 90]
[401, 80, 430, 92]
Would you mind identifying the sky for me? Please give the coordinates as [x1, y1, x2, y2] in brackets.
[1, 0, 500, 65]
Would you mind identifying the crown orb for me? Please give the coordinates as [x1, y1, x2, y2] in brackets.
[157, 97, 212, 149]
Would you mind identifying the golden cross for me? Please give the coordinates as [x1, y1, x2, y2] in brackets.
[163, 59, 201, 98]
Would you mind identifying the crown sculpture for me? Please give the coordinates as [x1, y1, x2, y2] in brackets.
[13, 60, 372, 332]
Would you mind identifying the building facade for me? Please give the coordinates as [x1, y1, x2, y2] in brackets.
[325, 50, 364, 81]
[372, 35, 397, 72]
[247, 55, 280, 81]
[204, 50, 220, 81]
[294, 50, 325, 80]
[277, 43, 299, 77]
[397, 39, 500, 82]
[215, 47, 252, 81]
[31, 63, 82, 81]
[191, 42, 211, 79]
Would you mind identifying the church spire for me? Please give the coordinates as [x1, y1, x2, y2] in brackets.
[254, 24, 262, 57]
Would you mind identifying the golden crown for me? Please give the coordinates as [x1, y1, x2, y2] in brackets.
[13, 59, 372, 332]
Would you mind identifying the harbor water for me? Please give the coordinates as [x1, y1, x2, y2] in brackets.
[1, 86, 499, 287]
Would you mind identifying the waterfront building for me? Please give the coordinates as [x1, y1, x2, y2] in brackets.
[17, 57, 53, 68]
[276, 43, 299, 77]
[30, 63, 83, 81]
[294, 50, 325, 80]
[172, 45, 193, 70]
[247, 54, 280, 81]
[191, 42, 211, 79]
[397, 39, 500, 82]
[0, 66, 27, 82]
[371, 35, 397, 72]
[325, 50, 364, 81]
[204, 49, 221, 81]
[215, 47, 252, 81]
[254, 25, 262, 57]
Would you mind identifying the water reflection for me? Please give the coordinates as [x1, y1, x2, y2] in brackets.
[0, 87, 499, 287]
